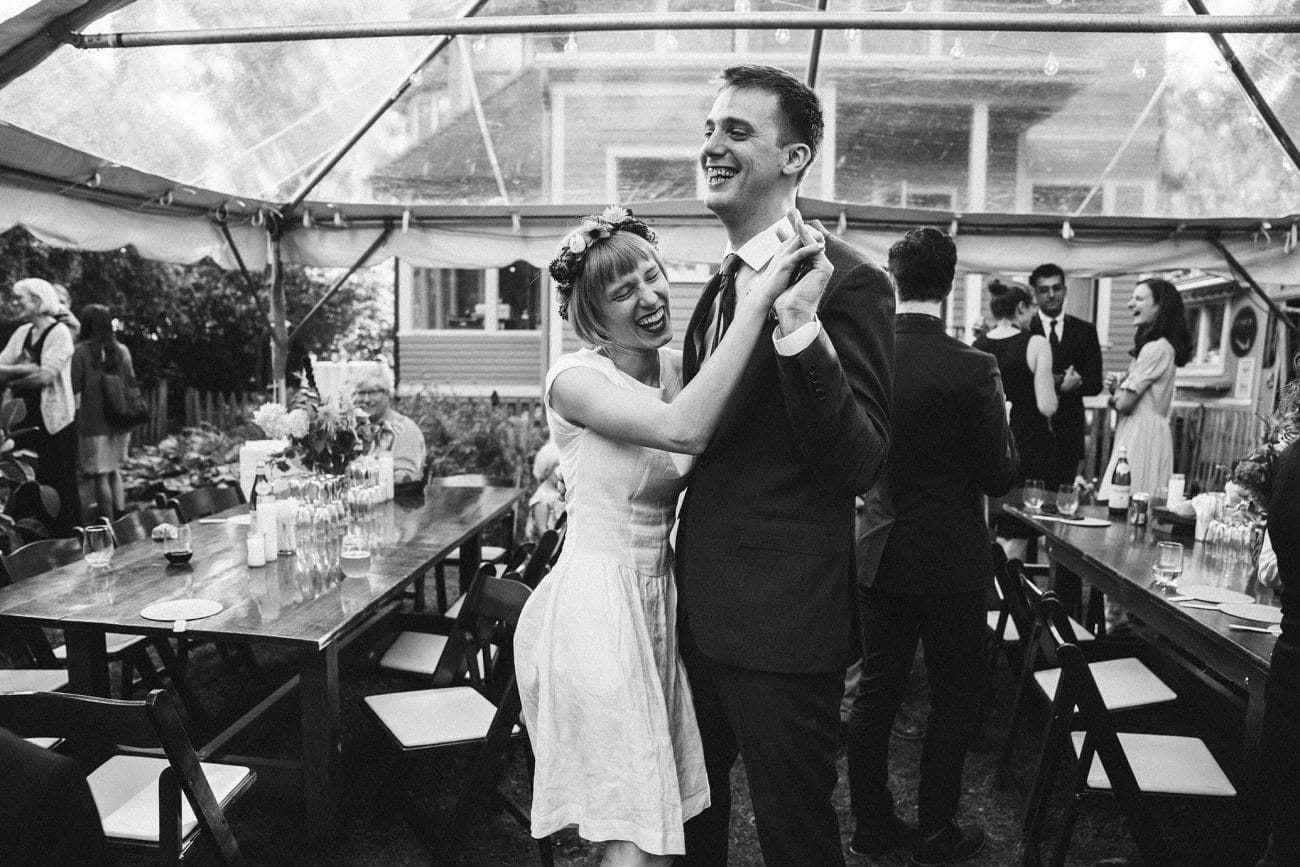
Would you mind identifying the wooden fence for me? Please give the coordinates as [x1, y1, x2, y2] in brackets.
[1085, 403, 1264, 494]
[183, 388, 261, 432]
[129, 381, 170, 447]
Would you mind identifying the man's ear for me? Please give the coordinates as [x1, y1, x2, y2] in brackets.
[781, 143, 813, 178]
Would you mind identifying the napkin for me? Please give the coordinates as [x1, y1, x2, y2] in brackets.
[1191, 493, 1219, 542]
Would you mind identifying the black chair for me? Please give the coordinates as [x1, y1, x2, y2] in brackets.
[1020, 596, 1236, 866]
[0, 689, 255, 864]
[517, 527, 563, 590]
[104, 507, 182, 546]
[0, 538, 203, 717]
[364, 568, 551, 864]
[163, 486, 245, 523]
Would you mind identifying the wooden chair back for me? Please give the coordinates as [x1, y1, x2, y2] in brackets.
[0, 689, 248, 863]
[518, 528, 562, 589]
[1, 537, 84, 585]
[166, 486, 244, 523]
[106, 507, 181, 546]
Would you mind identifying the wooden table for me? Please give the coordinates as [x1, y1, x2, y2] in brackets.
[1005, 502, 1276, 790]
[0, 485, 522, 841]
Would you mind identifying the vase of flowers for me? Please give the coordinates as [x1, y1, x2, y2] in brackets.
[251, 387, 374, 476]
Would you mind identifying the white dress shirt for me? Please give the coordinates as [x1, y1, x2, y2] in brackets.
[724, 216, 820, 356]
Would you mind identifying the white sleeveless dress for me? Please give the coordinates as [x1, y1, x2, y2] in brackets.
[514, 346, 710, 856]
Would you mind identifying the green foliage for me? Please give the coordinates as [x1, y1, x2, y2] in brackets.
[119, 425, 241, 506]
[398, 390, 547, 485]
[0, 397, 61, 549]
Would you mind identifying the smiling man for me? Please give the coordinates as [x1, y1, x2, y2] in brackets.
[676, 64, 895, 866]
[352, 364, 425, 483]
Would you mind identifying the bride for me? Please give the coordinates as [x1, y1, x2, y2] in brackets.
[514, 205, 831, 865]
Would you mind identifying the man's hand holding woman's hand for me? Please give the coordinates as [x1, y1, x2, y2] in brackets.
[753, 208, 833, 335]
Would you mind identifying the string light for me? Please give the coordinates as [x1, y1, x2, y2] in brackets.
[949, 37, 965, 60]
[844, 28, 860, 44]
[1045, 0, 1063, 6]
[472, 35, 487, 54]
[1043, 51, 1060, 76]
[664, 33, 678, 51]
[1214, 56, 1229, 75]
[902, 1, 914, 11]
[563, 33, 578, 54]
[1131, 58, 1148, 80]
[734, 0, 751, 11]
[774, 28, 791, 44]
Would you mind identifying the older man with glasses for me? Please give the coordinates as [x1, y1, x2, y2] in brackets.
[351, 365, 426, 484]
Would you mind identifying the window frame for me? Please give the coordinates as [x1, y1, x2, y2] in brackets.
[406, 263, 543, 335]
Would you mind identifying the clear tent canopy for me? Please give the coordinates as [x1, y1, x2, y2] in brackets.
[2, 0, 1299, 224]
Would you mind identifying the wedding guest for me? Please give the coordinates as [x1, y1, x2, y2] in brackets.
[51, 282, 81, 338]
[848, 228, 1016, 863]
[0, 727, 106, 866]
[71, 304, 135, 519]
[352, 364, 425, 483]
[0, 277, 81, 535]
[974, 280, 1057, 562]
[527, 437, 563, 541]
[1099, 278, 1192, 502]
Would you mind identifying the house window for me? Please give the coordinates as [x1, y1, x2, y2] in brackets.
[412, 261, 541, 331]
[1032, 184, 1104, 215]
[882, 183, 955, 210]
[1184, 300, 1229, 374]
[608, 149, 703, 202]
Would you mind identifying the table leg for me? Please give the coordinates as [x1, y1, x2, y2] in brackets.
[1049, 559, 1084, 623]
[65, 627, 110, 696]
[299, 644, 340, 841]
[458, 535, 482, 596]
[1242, 672, 1267, 802]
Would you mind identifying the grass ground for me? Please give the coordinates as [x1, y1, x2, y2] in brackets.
[110, 613, 1267, 866]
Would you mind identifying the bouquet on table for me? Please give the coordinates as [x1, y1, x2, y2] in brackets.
[251, 386, 375, 475]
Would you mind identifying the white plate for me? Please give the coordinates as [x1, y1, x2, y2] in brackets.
[1219, 603, 1284, 625]
[1036, 515, 1110, 528]
[140, 599, 224, 622]
[1174, 584, 1254, 605]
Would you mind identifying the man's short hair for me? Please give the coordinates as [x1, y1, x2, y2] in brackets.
[1029, 263, 1065, 288]
[888, 227, 957, 303]
[720, 64, 823, 178]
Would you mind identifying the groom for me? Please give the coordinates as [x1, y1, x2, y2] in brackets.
[678, 64, 895, 865]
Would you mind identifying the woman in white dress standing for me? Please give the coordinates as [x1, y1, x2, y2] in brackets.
[514, 206, 831, 866]
[1099, 277, 1192, 501]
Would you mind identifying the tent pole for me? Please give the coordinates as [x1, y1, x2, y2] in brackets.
[267, 230, 288, 404]
[1072, 73, 1170, 217]
[456, 39, 513, 206]
[287, 226, 395, 345]
[75, 13, 1300, 49]
[1186, 0, 1300, 175]
[1208, 236, 1300, 338]
[282, 0, 489, 215]
[805, 0, 830, 89]
[217, 220, 267, 318]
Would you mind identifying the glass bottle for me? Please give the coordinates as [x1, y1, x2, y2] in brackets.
[1108, 447, 1132, 516]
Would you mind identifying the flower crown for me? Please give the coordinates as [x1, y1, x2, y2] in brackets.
[550, 205, 657, 320]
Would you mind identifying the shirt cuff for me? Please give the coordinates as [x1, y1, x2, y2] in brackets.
[773, 316, 820, 356]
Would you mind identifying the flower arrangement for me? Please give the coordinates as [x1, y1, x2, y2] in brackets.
[251, 386, 375, 474]
[549, 205, 657, 319]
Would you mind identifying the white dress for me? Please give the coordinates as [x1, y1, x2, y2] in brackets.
[1100, 338, 1177, 501]
[514, 346, 710, 856]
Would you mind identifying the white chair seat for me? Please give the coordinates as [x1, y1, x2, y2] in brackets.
[1070, 731, 1237, 797]
[366, 686, 516, 749]
[1, 668, 69, 693]
[88, 755, 252, 843]
[445, 594, 465, 618]
[987, 611, 1096, 643]
[379, 631, 450, 676]
[54, 632, 148, 660]
[26, 737, 63, 749]
[1035, 657, 1177, 712]
[444, 545, 508, 565]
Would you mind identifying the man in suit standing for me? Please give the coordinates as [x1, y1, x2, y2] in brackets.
[1028, 263, 1103, 489]
[846, 228, 1017, 865]
[678, 64, 894, 866]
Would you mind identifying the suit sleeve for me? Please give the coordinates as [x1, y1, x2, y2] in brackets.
[1077, 322, 1104, 397]
[969, 354, 1019, 497]
[774, 259, 894, 497]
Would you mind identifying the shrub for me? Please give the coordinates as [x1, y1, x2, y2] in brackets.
[120, 425, 241, 507]
[397, 390, 547, 486]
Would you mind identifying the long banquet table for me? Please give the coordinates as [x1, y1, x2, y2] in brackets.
[0, 484, 523, 841]
[1005, 502, 1277, 791]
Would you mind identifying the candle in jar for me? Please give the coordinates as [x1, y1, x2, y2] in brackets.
[247, 532, 267, 567]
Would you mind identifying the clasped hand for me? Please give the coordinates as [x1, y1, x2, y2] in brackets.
[746, 208, 833, 331]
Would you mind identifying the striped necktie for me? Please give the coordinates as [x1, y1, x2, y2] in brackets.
[696, 253, 742, 363]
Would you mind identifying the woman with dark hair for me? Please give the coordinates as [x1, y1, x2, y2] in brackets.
[974, 279, 1057, 560]
[70, 304, 135, 519]
[1099, 278, 1192, 502]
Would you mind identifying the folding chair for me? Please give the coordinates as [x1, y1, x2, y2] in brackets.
[1021, 596, 1236, 866]
[103, 507, 182, 545]
[994, 560, 1176, 789]
[162, 486, 245, 523]
[0, 688, 255, 864]
[365, 568, 551, 865]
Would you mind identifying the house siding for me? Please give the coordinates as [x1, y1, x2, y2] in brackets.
[398, 331, 545, 396]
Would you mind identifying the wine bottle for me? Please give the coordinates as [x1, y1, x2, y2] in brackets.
[1109, 447, 1132, 516]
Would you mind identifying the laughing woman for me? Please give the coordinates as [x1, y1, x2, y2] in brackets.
[514, 206, 830, 866]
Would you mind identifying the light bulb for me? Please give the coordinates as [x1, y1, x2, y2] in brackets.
[664, 33, 678, 51]
[1043, 51, 1060, 76]
[775, 28, 791, 44]
[1131, 58, 1147, 80]
[472, 36, 487, 54]
[903, 1, 914, 11]
[844, 28, 860, 44]
[734, 0, 751, 11]
[563, 33, 578, 54]
[1045, 0, 1063, 6]
[1214, 56, 1229, 75]
[949, 37, 965, 60]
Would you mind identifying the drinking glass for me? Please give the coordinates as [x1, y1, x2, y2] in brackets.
[1154, 541, 1183, 587]
[1023, 479, 1046, 511]
[164, 524, 193, 565]
[1056, 485, 1079, 517]
[340, 533, 372, 578]
[83, 525, 114, 569]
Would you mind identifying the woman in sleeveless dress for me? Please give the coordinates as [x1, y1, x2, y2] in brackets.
[974, 280, 1057, 561]
[514, 206, 831, 865]
[1099, 278, 1192, 501]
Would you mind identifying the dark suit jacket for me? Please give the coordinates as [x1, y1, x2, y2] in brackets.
[677, 234, 895, 673]
[1029, 313, 1103, 462]
[0, 727, 107, 866]
[858, 315, 1018, 594]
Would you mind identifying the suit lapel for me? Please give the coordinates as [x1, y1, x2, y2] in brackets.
[684, 267, 729, 384]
